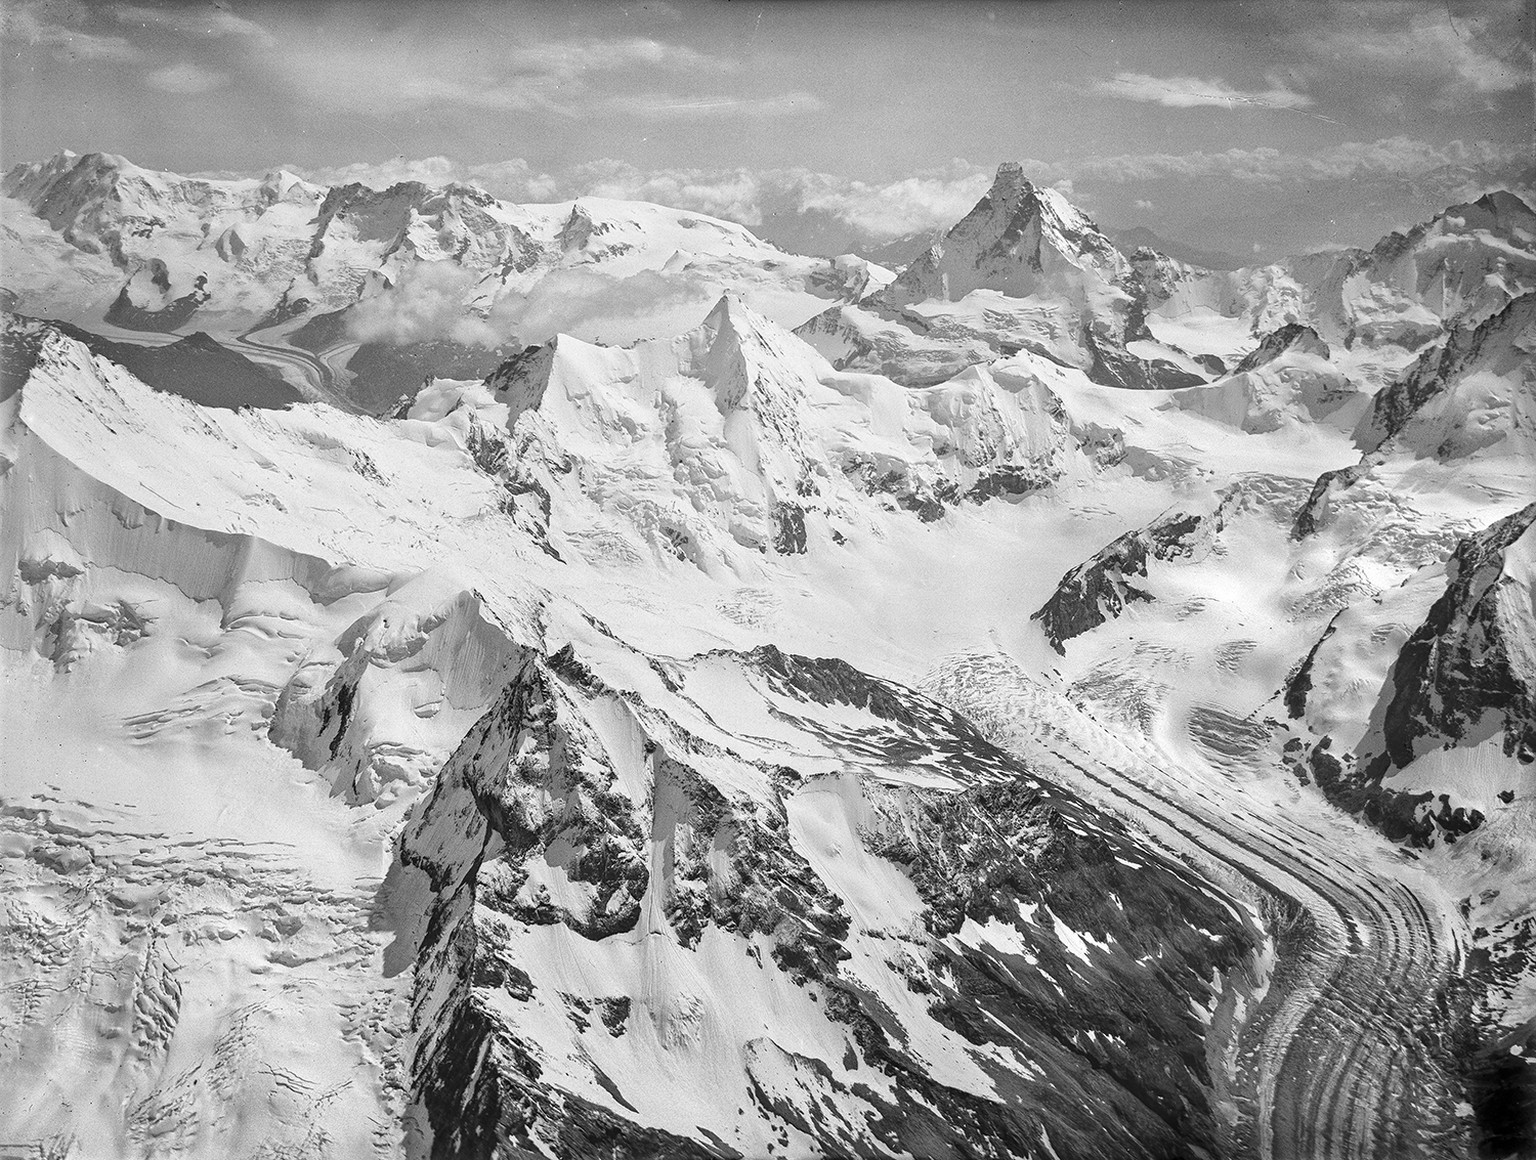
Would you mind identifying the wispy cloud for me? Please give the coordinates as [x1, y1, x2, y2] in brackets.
[1094, 72, 1314, 110]
[265, 34, 743, 118]
[144, 61, 227, 95]
[2, 5, 140, 62]
[600, 90, 824, 119]
[1300, 5, 1531, 110]
[1072, 136, 1531, 187]
[287, 135, 1531, 252]
[113, 4, 275, 45]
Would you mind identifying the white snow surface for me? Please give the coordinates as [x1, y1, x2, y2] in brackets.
[2, 159, 1534, 1159]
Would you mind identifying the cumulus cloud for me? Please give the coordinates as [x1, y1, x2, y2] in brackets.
[790, 169, 996, 238]
[301, 155, 466, 190]
[468, 160, 561, 202]
[505, 267, 724, 345]
[144, 61, 228, 94]
[341, 257, 726, 349]
[1094, 72, 1314, 110]
[555, 161, 997, 240]
[345, 263, 508, 347]
[563, 159, 768, 223]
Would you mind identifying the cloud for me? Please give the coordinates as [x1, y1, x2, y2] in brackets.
[566, 159, 767, 222]
[600, 90, 825, 119]
[302, 156, 464, 189]
[280, 135, 1530, 263]
[346, 262, 504, 347]
[291, 155, 564, 200]
[265, 34, 741, 118]
[503, 266, 723, 344]
[563, 161, 996, 239]
[1071, 135, 1531, 187]
[285, 156, 999, 244]
[468, 160, 560, 202]
[528, 36, 730, 76]
[1094, 72, 1314, 110]
[341, 256, 724, 348]
[113, 4, 275, 45]
[791, 170, 997, 237]
[2, 4, 141, 61]
[144, 61, 227, 94]
[1301, 5, 1531, 110]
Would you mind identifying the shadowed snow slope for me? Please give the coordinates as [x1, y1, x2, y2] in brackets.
[2, 172, 1534, 1160]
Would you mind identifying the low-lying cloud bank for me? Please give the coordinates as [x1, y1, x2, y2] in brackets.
[294, 135, 1533, 258]
[345, 260, 727, 350]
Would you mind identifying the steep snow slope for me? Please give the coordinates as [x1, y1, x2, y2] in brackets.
[3, 151, 327, 327]
[3, 169, 1533, 1160]
[1140, 191, 1536, 388]
[797, 164, 1208, 391]
[2, 322, 1275, 1159]
[0, 152, 872, 405]
[1355, 290, 1536, 460]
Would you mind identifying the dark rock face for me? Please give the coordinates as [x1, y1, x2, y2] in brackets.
[1292, 504, 1536, 847]
[1370, 502, 1536, 777]
[1085, 330, 1207, 392]
[773, 502, 807, 554]
[2, 313, 300, 409]
[1284, 613, 1341, 718]
[345, 339, 520, 415]
[865, 779, 1257, 1159]
[1355, 291, 1536, 454]
[1290, 461, 1370, 539]
[398, 641, 1260, 1159]
[1233, 323, 1330, 375]
[1033, 504, 1226, 653]
[1292, 740, 1486, 847]
[292, 304, 520, 415]
[105, 279, 210, 333]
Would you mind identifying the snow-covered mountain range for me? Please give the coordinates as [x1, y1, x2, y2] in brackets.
[2, 152, 1533, 1160]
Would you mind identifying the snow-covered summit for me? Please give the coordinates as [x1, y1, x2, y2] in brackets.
[798, 163, 1206, 391]
[882, 162, 1129, 307]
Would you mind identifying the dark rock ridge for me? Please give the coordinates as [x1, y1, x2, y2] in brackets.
[1289, 739, 1488, 848]
[1290, 503, 1536, 846]
[2, 313, 300, 409]
[1033, 498, 1231, 653]
[292, 305, 521, 415]
[1105, 226, 1247, 272]
[309, 180, 542, 273]
[1290, 460, 1372, 540]
[880, 162, 1124, 308]
[1233, 323, 1330, 375]
[1368, 502, 1536, 777]
[852, 163, 1208, 393]
[1356, 291, 1536, 455]
[397, 640, 1259, 1159]
[105, 278, 211, 333]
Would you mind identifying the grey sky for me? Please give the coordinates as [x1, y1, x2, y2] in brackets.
[2, 0, 1531, 256]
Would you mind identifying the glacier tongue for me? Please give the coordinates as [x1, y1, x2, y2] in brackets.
[3, 160, 1536, 1160]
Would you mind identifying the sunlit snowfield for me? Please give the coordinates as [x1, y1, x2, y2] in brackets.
[2, 145, 1534, 1160]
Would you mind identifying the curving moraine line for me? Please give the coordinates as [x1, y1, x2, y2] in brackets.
[934, 685, 1468, 1160]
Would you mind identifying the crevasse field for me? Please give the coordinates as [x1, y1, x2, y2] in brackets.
[2, 152, 1534, 1160]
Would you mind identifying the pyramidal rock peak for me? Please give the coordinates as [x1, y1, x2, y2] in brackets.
[2, 131, 1534, 1160]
